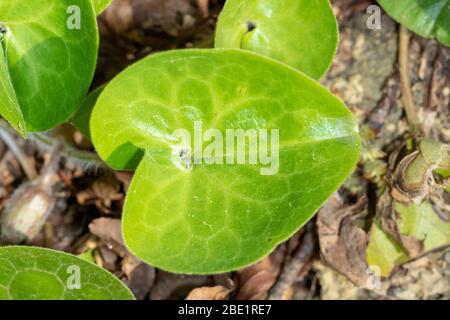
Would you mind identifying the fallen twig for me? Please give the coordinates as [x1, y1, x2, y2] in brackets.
[197, 0, 210, 17]
[268, 223, 316, 300]
[0, 126, 37, 180]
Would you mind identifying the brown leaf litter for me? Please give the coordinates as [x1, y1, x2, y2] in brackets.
[89, 217, 155, 299]
[317, 194, 370, 287]
[186, 286, 232, 300]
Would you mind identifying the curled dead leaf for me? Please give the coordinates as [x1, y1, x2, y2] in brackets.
[122, 254, 155, 300]
[317, 193, 370, 287]
[77, 175, 123, 214]
[390, 139, 450, 204]
[89, 217, 155, 298]
[89, 217, 124, 248]
[377, 139, 450, 259]
[235, 248, 284, 300]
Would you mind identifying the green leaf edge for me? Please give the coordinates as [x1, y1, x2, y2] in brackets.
[0, 246, 135, 300]
[0, 41, 26, 136]
[72, 85, 105, 140]
[92, 0, 113, 15]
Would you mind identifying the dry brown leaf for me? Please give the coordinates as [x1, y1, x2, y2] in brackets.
[89, 217, 127, 257]
[122, 254, 155, 300]
[77, 175, 123, 214]
[317, 193, 369, 287]
[115, 171, 133, 193]
[121, 253, 141, 277]
[92, 175, 122, 200]
[235, 248, 284, 300]
[89, 217, 123, 245]
[98, 244, 119, 271]
[268, 224, 316, 300]
[213, 273, 235, 292]
[186, 285, 231, 300]
[90, 217, 155, 299]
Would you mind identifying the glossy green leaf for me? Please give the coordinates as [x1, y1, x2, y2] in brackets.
[0, 0, 98, 134]
[0, 41, 25, 135]
[91, 48, 360, 274]
[367, 201, 450, 276]
[92, 0, 113, 15]
[0, 246, 134, 300]
[378, 0, 450, 46]
[72, 85, 104, 140]
[215, 0, 339, 79]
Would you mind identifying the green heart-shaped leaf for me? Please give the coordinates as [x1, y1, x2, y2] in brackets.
[92, 0, 113, 15]
[215, 0, 339, 79]
[0, 0, 98, 134]
[0, 246, 134, 300]
[91, 49, 360, 273]
[377, 0, 450, 46]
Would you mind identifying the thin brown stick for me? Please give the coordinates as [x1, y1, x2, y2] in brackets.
[268, 223, 316, 300]
[40, 141, 63, 187]
[0, 127, 37, 180]
[399, 26, 421, 135]
[196, 0, 210, 17]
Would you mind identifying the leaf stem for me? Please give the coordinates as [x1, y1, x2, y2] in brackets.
[0, 119, 108, 173]
[399, 26, 422, 136]
[31, 132, 109, 172]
